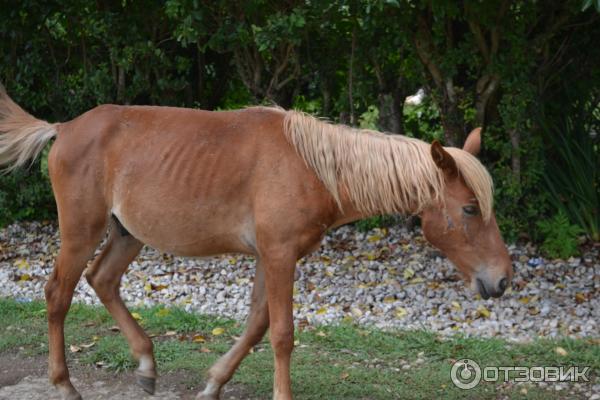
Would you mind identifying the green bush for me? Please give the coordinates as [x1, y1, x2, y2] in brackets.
[0, 162, 55, 227]
[354, 215, 398, 232]
[540, 113, 599, 242]
[537, 211, 583, 259]
[485, 129, 550, 243]
[403, 99, 443, 142]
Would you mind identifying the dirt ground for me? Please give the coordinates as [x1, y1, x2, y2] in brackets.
[0, 353, 253, 400]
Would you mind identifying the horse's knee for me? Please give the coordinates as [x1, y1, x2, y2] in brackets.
[44, 276, 58, 302]
[270, 329, 294, 355]
[246, 319, 269, 344]
[45, 277, 69, 322]
[86, 273, 118, 303]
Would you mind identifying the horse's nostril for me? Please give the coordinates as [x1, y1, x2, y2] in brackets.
[498, 277, 508, 292]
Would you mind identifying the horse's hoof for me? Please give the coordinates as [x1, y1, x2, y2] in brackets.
[56, 383, 82, 400]
[135, 373, 156, 395]
[196, 381, 220, 400]
[196, 393, 218, 400]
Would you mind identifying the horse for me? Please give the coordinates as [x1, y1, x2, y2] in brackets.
[0, 84, 512, 400]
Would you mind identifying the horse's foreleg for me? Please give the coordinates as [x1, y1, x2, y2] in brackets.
[263, 252, 296, 400]
[84, 226, 156, 393]
[197, 261, 269, 400]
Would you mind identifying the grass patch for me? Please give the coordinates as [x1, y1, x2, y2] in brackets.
[0, 298, 597, 399]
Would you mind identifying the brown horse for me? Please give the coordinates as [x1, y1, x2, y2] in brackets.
[0, 85, 512, 400]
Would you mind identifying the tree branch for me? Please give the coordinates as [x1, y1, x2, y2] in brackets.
[267, 42, 294, 96]
[475, 74, 500, 125]
[468, 21, 490, 64]
[491, 0, 511, 56]
[414, 16, 444, 89]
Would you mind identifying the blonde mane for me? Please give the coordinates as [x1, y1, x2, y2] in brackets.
[283, 110, 494, 222]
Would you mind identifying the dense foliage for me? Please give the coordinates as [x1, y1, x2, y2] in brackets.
[1, 0, 599, 249]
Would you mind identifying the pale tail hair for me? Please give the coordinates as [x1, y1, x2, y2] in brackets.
[283, 110, 494, 222]
[0, 84, 57, 172]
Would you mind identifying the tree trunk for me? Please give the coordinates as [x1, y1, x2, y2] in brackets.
[321, 80, 331, 116]
[377, 92, 405, 134]
[184, 85, 193, 106]
[117, 66, 126, 104]
[377, 93, 394, 132]
[439, 98, 463, 146]
[391, 90, 406, 136]
[274, 89, 294, 109]
[339, 111, 350, 125]
[475, 74, 500, 127]
[110, 55, 117, 102]
[207, 52, 232, 110]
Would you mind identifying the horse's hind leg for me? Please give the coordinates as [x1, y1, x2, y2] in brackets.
[198, 261, 269, 400]
[85, 219, 156, 393]
[45, 219, 107, 400]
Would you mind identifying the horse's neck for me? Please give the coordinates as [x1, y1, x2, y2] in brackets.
[330, 186, 365, 228]
[328, 136, 427, 226]
[329, 178, 417, 228]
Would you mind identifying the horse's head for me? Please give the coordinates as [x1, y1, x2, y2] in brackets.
[421, 128, 512, 299]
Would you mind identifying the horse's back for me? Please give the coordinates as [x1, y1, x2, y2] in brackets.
[51, 104, 287, 189]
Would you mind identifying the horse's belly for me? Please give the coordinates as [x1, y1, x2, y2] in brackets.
[112, 198, 256, 257]
[107, 133, 258, 256]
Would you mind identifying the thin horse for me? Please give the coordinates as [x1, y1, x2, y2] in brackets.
[0, 85, 512, 400]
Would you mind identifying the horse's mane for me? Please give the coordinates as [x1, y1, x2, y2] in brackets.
[282, 110, 494, 222]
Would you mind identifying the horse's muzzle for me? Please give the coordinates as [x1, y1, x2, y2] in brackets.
[476, 277, 508, 299]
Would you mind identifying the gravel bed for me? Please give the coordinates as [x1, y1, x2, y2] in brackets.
[0, 221, 598, 341]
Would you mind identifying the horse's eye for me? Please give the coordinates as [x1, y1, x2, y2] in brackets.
[462, 205, 479, 216]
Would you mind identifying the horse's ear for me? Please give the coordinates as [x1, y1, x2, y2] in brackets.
[431, 140, 458, 177]
[463, 127, 481, 156]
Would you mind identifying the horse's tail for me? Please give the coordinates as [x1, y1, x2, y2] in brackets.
[0, 83, 58, 172]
